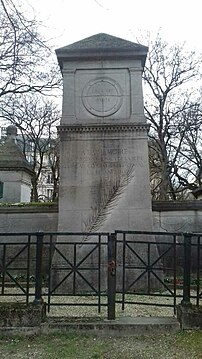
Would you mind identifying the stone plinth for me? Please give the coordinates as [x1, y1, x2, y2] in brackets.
[0, 303, 46, 328]
[177, 304, 202, 329]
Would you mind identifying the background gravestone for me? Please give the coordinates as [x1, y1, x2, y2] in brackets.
[53, 33, 160, 292]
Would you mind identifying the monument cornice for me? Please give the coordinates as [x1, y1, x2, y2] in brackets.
[57, 123, 150, 134]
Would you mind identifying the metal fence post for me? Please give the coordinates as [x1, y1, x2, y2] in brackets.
[181, 233, 192, 307]
[107, 233, 116, 320]
[33, 232, 44, 304]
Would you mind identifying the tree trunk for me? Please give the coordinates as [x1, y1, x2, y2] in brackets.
[31, 177, 38, 202]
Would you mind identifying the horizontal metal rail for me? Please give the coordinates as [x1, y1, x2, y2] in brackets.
[0, 231, 201, 319]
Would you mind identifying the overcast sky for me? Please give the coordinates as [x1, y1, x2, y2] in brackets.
[28, 0, 202, 51]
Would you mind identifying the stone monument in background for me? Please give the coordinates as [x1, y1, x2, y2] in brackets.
[0, 126, 33, 203]
[53, 33, 160, 292]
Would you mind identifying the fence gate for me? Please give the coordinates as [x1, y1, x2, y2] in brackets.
[108, 231, 202, 319]
[45, 232, 109, 315]
[0, 231, 201, 320]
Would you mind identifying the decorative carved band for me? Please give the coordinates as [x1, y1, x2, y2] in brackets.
[58, 123, 150, 134]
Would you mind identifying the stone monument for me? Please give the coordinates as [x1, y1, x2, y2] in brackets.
[53, 33, 160, 292]
[56, 33, 153, 233]
[0, 126, 33, 203]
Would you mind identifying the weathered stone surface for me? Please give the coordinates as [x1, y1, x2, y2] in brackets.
[58, 125, 153, 233]
[52, 33, 160, 292]
[56, 33, 152, 235]
[0, 303, 45, 327]
[0, 170, 32, 203]
[177, 304, 202, 329]
[0, 202, 202, 233]
[0, 206, 58, 275]
[0, 126, 33, 203]
[0, 206, 58, 233]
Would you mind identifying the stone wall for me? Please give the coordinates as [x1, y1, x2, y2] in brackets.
[0, 205, 58, 234]
[152, 201, 202, 274]
[152, 201, 202, 233]
[0, 205, 58, 275]
[0, 201, 202, 234]
[0, 202, 201, 276]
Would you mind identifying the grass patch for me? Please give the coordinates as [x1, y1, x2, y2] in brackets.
[0, 331, 202, 359]
[175, 330, 202, 351]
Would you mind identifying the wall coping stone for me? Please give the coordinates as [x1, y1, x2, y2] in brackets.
[152, 201, 202, 211]
[0, 201, 202, 214]
[0, 204, 58, 214]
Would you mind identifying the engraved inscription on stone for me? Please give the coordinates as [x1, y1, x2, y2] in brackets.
[63, 146, 144, 169]
[82, 78, 123, 117]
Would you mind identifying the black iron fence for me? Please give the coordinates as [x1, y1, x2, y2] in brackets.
[114, 231, 202, 316]
[0, 231, 201, 320]
[46, 232, 109, 314]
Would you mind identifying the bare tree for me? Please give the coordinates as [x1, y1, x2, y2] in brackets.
[46, 139, 60, 202]
[0, 0, 62, 201]
[0, 0, 60, 102]
[2, 94, 61, 201]
[173, 104, 202, 194]
[144, 34, 202, 200]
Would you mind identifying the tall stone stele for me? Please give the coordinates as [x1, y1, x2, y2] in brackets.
[56, 33, 153, 234]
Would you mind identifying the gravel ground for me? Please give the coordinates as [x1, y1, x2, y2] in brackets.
[1, 287, 201, 318]
[1, 288, 202, 358]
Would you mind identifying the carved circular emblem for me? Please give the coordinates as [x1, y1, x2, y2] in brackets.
[82, 78, 123, 117]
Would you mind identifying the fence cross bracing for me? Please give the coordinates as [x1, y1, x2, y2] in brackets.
[0, 231, 201, 320]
